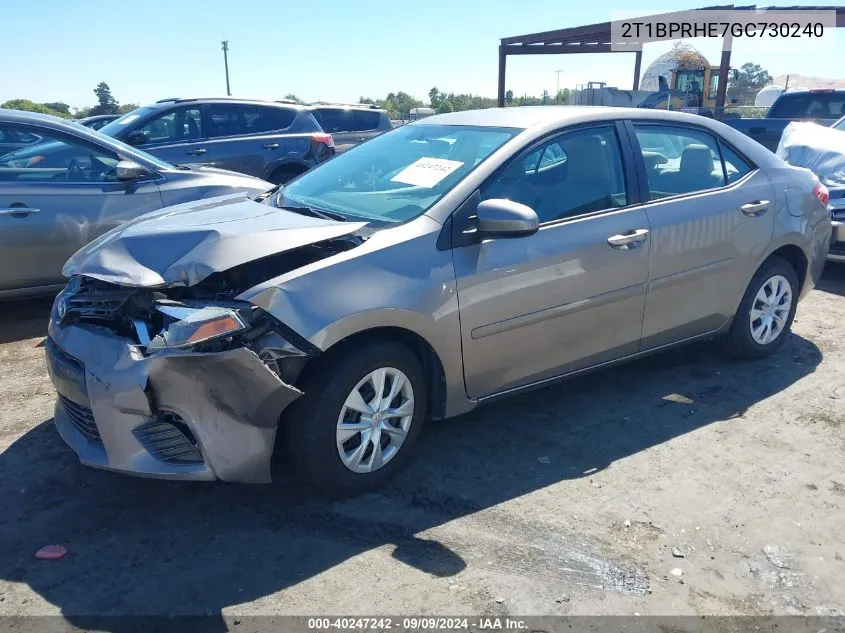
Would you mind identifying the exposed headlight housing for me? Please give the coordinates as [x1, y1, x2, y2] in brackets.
[147, 306, 248, 350]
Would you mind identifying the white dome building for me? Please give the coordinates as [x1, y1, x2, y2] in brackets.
[640, 42, 710, 92]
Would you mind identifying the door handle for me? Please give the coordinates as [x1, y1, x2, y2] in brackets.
[740, 200, 769, 216]
[0, 207, 40, 217]
[263, 143, 280, 150]
[186, 148, 207, 156]
[607, 228, 649, 249]
[356, 137, 366, 143]
[748, 126, 766, 135]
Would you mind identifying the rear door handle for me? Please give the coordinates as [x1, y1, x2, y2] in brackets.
[186, 148, 207, 156]
[0, 207, 40, 217]
[748, 126, 766, 135]
[740, 200, 769, 216]
[263, 143, 280, 150]
[357, 137, 366, 143]
[607, 228, 649, 249]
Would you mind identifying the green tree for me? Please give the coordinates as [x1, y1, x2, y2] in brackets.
[428, 87, 441, 109]
[1, 99, 70, 118]
[358, 96, 376, 105]
[505, 89, 514, 105]
[118, 103, 139, 114]
[283, 93, 303, 104]
[90, 82, 119, 116]
[42, 102, 71, 115]
[727, 63, 772, 106]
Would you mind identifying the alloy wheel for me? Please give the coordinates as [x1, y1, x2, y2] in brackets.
[749, 274, 792, 345]
[336, 367, 414, 473]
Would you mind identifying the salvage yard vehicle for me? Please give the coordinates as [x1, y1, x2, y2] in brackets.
[46, 106, 831, 496]
[724, 89, 845, 152]
[307, 103, 393, 153]
[98, 98, 335, 184]
[0, 109, 271, 299]
[776, 121, 845, 263]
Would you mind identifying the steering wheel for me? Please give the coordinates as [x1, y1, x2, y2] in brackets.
[65, 157, 86, 182]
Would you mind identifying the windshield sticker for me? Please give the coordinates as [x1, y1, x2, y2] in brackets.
[117, 114, 140, 125]
[390, 157, 464, 188]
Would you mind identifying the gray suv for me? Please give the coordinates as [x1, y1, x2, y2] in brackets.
[99, 98, 335, 184]
[308, 103, 392, 153]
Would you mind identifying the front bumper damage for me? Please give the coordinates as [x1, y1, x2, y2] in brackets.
[46, 296, 304, 484]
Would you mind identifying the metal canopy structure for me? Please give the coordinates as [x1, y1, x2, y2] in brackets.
[498, 5, 845, 110]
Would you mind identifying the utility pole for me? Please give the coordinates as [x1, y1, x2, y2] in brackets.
[221, 40, 231, 96]
[555, 69, 565, 96]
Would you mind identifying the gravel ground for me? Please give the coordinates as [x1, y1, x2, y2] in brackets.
[0, 266, 843, 623]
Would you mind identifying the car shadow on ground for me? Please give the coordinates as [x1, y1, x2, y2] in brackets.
[0, 296, 53, 345]
[0, 329, 822, 629]
[815, 262, 845, 297]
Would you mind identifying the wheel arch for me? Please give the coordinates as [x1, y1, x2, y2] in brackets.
[308, 326, 451, 421]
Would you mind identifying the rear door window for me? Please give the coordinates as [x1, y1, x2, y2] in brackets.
[632, 124, 726, 200]
[352, 110, 381, 131]
[207, 104, 247, 138]
[247, 106, 296, 133]
[313, 108, 354, 133]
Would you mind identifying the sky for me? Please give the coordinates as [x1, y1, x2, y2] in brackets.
[2, 0, 842, 110]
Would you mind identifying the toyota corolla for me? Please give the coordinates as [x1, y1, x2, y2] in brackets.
[46, 107, 831, 496]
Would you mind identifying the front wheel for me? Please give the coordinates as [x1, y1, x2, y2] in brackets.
[282, 341, 428, 496]
[723, 256, 799, 359]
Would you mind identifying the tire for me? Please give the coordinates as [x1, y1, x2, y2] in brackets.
[269, 166, 305, 185]
[723, 256, 799, 359]
[282, 341, 428, 497]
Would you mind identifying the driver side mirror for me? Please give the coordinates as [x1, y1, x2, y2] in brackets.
[115, 160, 150, 181]
[475, 198, 539, 239]
[125, 131, 147, 147]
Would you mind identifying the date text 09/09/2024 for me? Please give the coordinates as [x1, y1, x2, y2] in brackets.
[307, 617, 528, 631]
[620, 21, 824, 39]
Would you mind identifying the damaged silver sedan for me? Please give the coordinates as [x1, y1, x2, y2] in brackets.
[47, 107, 831, 495]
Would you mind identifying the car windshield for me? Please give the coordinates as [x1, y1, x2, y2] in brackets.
[278, 124, 520, 223]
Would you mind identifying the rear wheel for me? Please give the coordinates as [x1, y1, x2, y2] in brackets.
[282, 341, 427, 497]
[269, 165, 306, 185]
[724, 256, 799, 359]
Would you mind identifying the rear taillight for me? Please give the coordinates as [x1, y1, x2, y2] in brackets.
[312, 133, 335, 149]
[813, 182, 830, 207]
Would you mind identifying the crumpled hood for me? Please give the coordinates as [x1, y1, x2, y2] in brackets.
[63, 193, 366, 288]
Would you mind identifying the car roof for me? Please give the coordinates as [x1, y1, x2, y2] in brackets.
[148, 97, 306, 110]
[307, 103, 387, 113]
[415, 105, 731, 130]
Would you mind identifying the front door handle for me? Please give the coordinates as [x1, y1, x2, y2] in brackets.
[186, 148, 207, 156]
[740, 200, 769, 216]
[607, 228, 649, 249]
[263, 143, 280, 150]
[357, 137, 366, 143]
[0, 207, 40, 217]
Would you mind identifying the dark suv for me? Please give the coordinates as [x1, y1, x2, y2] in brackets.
[99, 98, 335, 183]
[307, 103, 392, 153]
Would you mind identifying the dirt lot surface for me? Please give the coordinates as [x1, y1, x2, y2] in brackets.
[1, 267, 844, 623]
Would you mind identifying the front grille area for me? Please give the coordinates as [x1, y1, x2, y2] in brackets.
[133, 413, 203, 464]
[59, 395, 102, 443]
